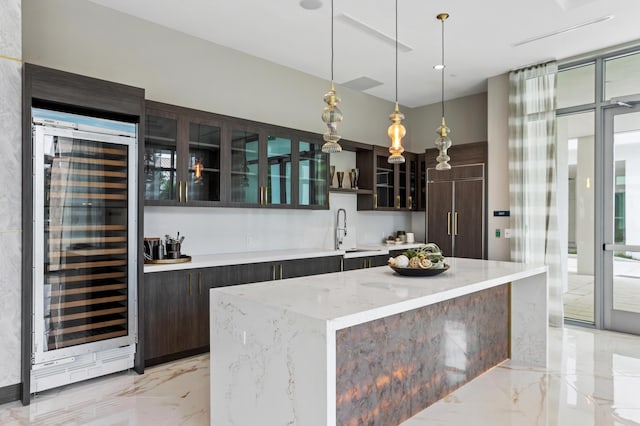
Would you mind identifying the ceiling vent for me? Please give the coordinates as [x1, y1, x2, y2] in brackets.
[341, 76, 384, 92]
[336, 12, 413, 52]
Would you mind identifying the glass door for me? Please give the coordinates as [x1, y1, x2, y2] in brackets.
[298, 139, 328, 208]
[144, 114, 178, 202]
[33, 115, 137, 363]
[265, 134, 292, 206]
[603, 105, 640, 334]
[230, 128, 260, 205]
[187, 121, 221, 204]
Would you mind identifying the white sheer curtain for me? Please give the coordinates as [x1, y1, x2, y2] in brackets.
[509, 62, 564, 327]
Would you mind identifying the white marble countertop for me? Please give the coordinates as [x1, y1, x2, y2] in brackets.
[212, 257, 547, 329]
[143, 243, 426, 273]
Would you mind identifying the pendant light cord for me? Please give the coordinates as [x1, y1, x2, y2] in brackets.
[440, 17, 445, 118]
[395, 0, 398, 103]
[331, 0, 334, 82]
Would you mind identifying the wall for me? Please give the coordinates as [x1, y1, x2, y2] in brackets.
[22, 0, 490, 253]
[405, 93, 488, 154]
[0, 0, 22, 389]
[486, 74, 511, 261]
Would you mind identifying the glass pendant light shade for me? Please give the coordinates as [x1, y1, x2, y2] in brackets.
[322, 81, 343, 153]
[434, 117, 452, 170]
[321, 0, 343, 154]
[435, 12, 452, 170]
[387, 0, 406, 164]
[388, 102, 406, 164]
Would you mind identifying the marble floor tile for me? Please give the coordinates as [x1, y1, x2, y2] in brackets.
[1, 326, 640, 425]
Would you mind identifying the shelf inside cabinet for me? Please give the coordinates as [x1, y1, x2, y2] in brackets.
[329, 187, 373, 194]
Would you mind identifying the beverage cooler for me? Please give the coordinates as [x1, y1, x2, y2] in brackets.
[31, 108, 138, 392]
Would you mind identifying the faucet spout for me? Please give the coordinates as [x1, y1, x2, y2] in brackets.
[335, 208, 347, 250]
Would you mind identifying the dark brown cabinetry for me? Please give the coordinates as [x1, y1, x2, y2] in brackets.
[356, 147, 417, 211]
[143, 255, 342, 366]
[145, 102, 224, 207]
[144, 102, 328, 209]
[342, 254, 389, 271]
[425, 142, 487, 259]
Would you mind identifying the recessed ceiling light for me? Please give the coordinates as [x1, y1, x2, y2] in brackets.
[300, 0, 322, 10]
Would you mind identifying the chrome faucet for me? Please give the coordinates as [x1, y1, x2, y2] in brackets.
[335, 208, 347, 250]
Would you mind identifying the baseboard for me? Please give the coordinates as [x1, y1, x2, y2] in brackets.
[144, 346, 209, 368]
[0, 383, 21, 405]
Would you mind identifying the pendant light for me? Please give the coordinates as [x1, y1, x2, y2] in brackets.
[321, 0, 343, 153]
[434, 13, 452, 170]
[387, 0, 406, 164]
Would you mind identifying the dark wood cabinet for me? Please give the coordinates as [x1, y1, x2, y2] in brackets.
[143, 255, 342, 366]
[425, 147, 486, 259]
[343, 254, 389, 271]
[356, 147, 417, 211]
[144, 102, 224, 207]
[144, 270, 206, 365]
[145, 102, 329, 210]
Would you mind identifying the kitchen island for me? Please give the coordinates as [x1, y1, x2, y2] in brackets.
[210, 257, 547, 425]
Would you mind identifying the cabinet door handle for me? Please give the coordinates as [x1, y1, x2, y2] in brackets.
[447, 212, 451, 236]
[198, 271, 202, 295]
[185, 181, 189, 204]
[188, 272, 192, 296]
[178, 180, 183, 203]
[340, 257, 344, 272]
[369, 259, 373, 268]
[396, 195, 400, 209]
[408, 195, 413, 209]
[279, 264, 283, 280]
[373, 194, 378, 209]
[272, 264, 276, 280]
[454, 212, 459, 236]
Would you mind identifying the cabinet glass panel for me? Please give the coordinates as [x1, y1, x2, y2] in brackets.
[409, 158, 417, 209]
[420, 157, 426, 210]
[398, 161, 407, 208]
[375, 154, 395, 208]
[144, 115, 178, 201]
[43, 136, 129, 350]
[299, 140, 327, 207]
[188, 122, 221, 202]
[230, 130, 260, 204]
[266, 135, 292, 205]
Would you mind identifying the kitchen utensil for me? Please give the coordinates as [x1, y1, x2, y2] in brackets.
[144, 237, 160, 260]
[166, 241, 181, 259]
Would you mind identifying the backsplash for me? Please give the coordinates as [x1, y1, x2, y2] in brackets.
[144, 193, 415, 256]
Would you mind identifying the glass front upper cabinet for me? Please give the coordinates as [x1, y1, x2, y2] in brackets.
[298, 139, 328, 208]
[266, 135, 292, 207]
[144, 114, 178, 202]
[375, 150, 395, 209]
[230, 128, 260, 205]
[187, 121, 221, 203]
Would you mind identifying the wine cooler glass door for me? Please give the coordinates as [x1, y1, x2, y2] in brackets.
[33, 122, 137, 364]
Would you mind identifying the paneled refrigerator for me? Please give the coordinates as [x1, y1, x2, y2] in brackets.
[31, 108, 137, 392]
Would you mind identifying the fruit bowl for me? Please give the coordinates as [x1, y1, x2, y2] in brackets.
[389, 264, 449, 276]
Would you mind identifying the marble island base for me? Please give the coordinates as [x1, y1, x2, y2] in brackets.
[210, 258, 548, 425]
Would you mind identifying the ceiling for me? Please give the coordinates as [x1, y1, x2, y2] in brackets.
[88, 0, 640, 108]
